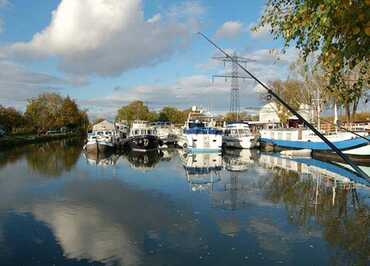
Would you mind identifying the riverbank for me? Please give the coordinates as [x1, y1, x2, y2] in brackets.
[0, 132, 84, 150]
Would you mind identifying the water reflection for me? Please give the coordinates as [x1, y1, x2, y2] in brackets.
[28, 179, 200, 266]
[0, 142, 368, 266]
[26, 139, 83, 177]
[84, 151, 120, 166]
[125, 150, 163, 170]
[179, 151, 222, 192]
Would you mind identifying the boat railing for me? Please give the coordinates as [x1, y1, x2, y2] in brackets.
[184, 127, 223, 135]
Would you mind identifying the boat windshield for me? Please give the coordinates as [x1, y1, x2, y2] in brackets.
[189, 122, 205, 128]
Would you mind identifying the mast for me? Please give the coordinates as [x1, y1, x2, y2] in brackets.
[198, 32, 369, 182]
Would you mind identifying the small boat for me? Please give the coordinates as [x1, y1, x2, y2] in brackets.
[84, 131, 116, 154]
[84, 120, 118, 154]
[152, 121, 177, 144]
[223, 122, 259, 149]
[177, 106, 223, 152]
[128, 121, 162, 152]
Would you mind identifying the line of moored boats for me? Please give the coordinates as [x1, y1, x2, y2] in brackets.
[84, 106, 370, 166]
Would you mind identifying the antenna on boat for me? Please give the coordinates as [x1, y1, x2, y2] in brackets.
[198, 32, 369, 182]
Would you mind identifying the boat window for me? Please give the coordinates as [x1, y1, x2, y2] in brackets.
[148, 130, 152, 135]
[134, 130, 140, 135]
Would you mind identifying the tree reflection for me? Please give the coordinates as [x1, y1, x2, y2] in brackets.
[25, 139, 83, 177]
[264, 167, 369, 265]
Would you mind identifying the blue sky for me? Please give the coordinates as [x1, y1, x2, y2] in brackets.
[0, 0, 297, 118]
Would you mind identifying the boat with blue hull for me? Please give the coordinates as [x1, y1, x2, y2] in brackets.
[260, 129, 370, 153]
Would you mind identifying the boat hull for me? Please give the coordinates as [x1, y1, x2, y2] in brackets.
[223, 136, 258, 149]
[180, 133, 222, 151]
[312, 144, 370, 166]
[260, 135, 370, 151]
[85, 141, 115, 154]
[128, 135, 161, 152]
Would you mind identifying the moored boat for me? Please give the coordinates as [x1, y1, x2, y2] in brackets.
[128, 121, 162, 152]
[84, 131, 116, 154]
[223, 122, 258, 149]
[177, 106, 222, 152]
[260, 128, 370, 152]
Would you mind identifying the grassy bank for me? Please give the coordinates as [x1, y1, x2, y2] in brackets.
[0, 132, 84, 150]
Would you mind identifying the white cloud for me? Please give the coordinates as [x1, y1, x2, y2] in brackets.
[215, 21, 244, 39]
[0, 61, 79, 109]
[0, 0, 8, 8]
[4, 0, 203, 77]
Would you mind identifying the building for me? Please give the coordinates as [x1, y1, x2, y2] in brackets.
[92, 120, 115, 132]
[258, 102, 280, 123]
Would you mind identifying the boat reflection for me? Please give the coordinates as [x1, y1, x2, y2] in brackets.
[84, 151, 120, 166]
[125, 150, 163, 170]
[223, 148, 257, 172]
[212, 149, 258, 210]
[179, 151, 222, 192]
[258, 153, 369, 187]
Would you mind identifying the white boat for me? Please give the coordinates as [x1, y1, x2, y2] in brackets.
[85, 131, 116, 154]
[115, 121, 129, 140]
[177, 106, 222, 152]
[85, 120, 118, 153]
[223, 122, 258, 149]
[151, 122, 177, 144]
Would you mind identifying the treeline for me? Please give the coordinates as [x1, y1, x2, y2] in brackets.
[115, 101, 190, 125]
[0, 93, 89, 135]
[114, 100, 259, 125]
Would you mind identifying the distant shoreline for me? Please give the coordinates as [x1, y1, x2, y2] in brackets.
[0, 132, 84, 150]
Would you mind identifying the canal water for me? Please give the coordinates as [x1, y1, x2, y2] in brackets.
[0, 139, 369, 266]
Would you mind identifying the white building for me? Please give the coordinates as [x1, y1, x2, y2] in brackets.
[258, 102, 280, 123]
[92, 120, 115, 132]
[259, 103, 314, 124]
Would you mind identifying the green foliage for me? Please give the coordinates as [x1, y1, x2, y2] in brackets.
[223, 112, 258, 122]
[158, 106, 190, 125]
[260, 79, 307, 124]
[116, 101, 157, 123]
[0, 105, 25, 133]
[24, 93, 88, 133]
[255, 0, 370, 121]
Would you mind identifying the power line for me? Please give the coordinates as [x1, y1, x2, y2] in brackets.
[212, 52, 254, 120]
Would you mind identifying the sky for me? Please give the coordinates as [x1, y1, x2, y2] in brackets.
[0, 0, 299, 119]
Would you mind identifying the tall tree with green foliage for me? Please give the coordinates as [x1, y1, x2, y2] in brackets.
[116, 101, 157, 123]
[158, 106, 190, 125]
[255, 0, 370, 122]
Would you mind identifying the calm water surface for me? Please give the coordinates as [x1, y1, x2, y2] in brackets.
[0, 139, 369, 266]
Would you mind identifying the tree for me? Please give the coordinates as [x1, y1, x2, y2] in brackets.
[60, 96, 81, 129]
[158, 106, 189, 125]
[25, 93, 88, 133]
[255, 0, 369, 122]
[0, 105, 25, 133]
[259, 79, 307, 124]
[224, 112, 257, 122]
[116, 101, 157, 123]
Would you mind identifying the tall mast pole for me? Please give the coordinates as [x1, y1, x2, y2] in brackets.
[198, 32, 369, 182]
